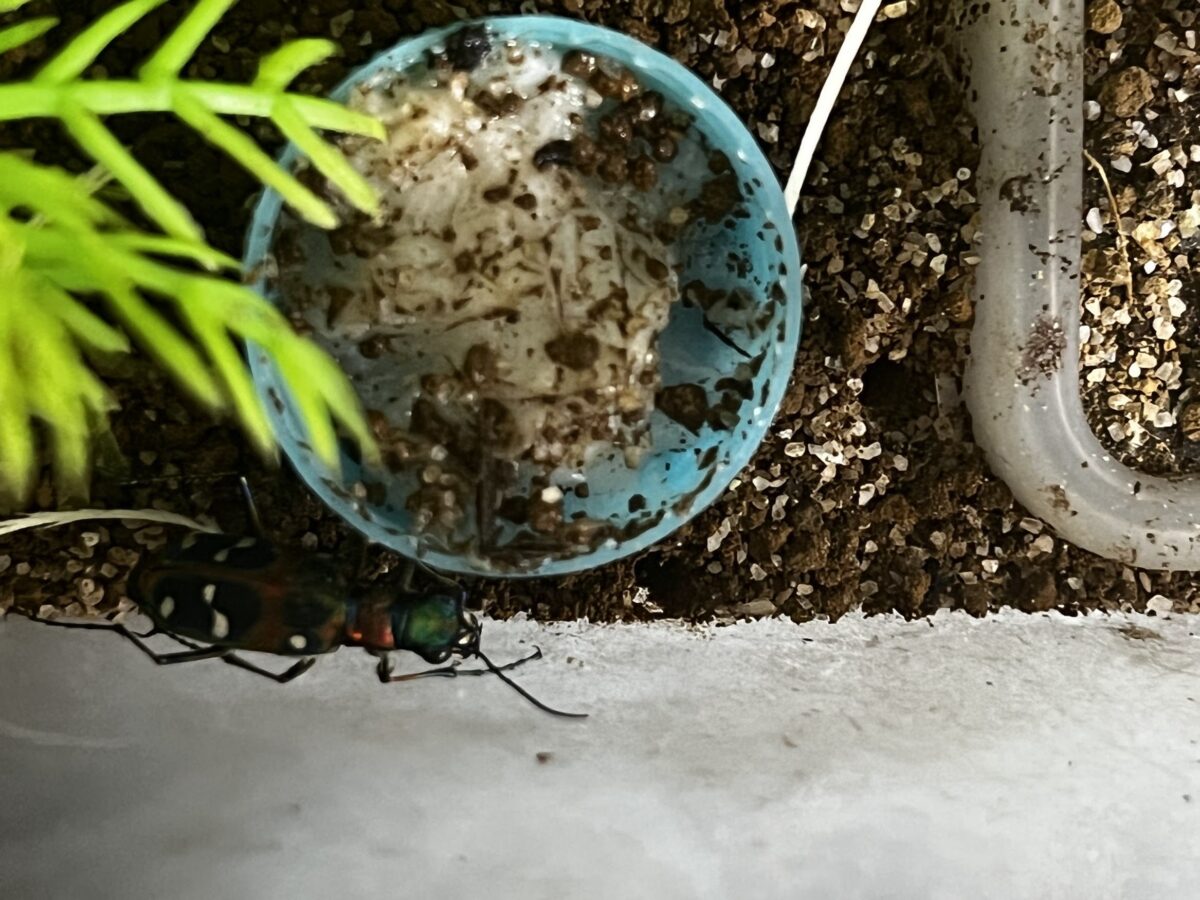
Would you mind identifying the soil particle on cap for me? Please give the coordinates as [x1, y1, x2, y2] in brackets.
[631, 156, 659, 192]
[597, 151, 629, 184]
[442, 24, 492, 72]
[657, 384, 709, 434]
[690, 166, 743, 222]
[545, 332, 602, 371]
[652, 135, 679, 163]
[562, 49, 597, 79]
[534, 139, 576, 170]
[482, 184, 512, 203]
[1018, 315, 1066, 386]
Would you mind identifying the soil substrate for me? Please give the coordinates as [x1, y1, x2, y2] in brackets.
[2, 0, 1198, 625]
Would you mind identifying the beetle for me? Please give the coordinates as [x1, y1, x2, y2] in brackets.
[22, 481, 585, 718]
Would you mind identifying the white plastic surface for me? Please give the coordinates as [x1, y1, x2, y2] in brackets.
[960, 0, 1200, 569]
[1, 610, 1198, 898]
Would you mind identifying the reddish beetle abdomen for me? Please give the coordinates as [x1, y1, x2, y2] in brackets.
[345, 605, 396, 651]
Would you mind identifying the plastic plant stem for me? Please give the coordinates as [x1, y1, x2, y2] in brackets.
[959, 0, 1200, 570]
[0, 508, 219, 537]
[784, 0, 884, 215]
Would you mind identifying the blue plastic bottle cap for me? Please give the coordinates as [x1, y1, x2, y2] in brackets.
[245, 16, 803, 577]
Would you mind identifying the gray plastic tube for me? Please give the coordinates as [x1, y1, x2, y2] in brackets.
[958, 0, 1200, 569]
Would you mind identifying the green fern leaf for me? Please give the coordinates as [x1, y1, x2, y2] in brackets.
[35, 0, 167, 84]
[0, 0, 381, 235]
[139, 0, 237, 79]
[0, 16, 56, 56]
[255, 39, 339, 91]
[0, 0, 388, 504]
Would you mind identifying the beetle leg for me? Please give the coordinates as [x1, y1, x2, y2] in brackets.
[397, 563, 416, 592]
[18, 612, 315, 683]
[423, 647, 544, 678]
[15, 614, 122, 635]
[382, 649, 542, 682]
[375, 652, 396, 682]
[150, 646, 231, 665]
[15, 614, 215, 666]
[414, 560, 461, 591]
[375, 648, 459, 682]
[238, 476, 266, 536]
[21, 611, 164, 644]
[221, 653, 317, 684]
[155, 630, 207, 650]
[112, 628, 221, 665]
[353, 538, 370, 580]
[384, 665, 460, 682]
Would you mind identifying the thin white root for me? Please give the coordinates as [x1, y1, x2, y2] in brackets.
[1083, 148, 1136, 301]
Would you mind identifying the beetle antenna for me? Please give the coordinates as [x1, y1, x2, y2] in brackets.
[117, 470, 241, 487]
[476, 649, 587, 719]
[413, 559, 461, 591]
[475, 405, 498, 554]
[239, 476, 265, 536]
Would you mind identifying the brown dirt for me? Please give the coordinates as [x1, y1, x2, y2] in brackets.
[2, 0, 1198, 626]
[1080, 0, 1200, 475]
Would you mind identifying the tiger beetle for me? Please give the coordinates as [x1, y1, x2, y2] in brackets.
[25, 479, 585, 719]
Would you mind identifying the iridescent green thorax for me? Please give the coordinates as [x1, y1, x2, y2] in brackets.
[391, 592, 479, 664]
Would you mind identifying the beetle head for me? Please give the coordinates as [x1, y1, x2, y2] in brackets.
[392, 589, 481, 664]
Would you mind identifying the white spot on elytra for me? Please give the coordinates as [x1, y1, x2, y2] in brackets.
[213, 548, 230, 562]
[202, 584, 216, 603]
[181, 533, 198, 549]
[211, 610, 230, 640]
[288, 634, 307, 651]
[235, 538, 256, 549]
[160, 596, 175, 618]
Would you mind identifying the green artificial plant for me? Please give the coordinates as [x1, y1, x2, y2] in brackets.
[0, 0, 385, 506]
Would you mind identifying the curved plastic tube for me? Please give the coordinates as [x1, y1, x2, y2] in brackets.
[959, 0, 1200, 569]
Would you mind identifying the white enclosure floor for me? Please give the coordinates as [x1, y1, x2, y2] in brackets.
[0, 608, 1197, 899]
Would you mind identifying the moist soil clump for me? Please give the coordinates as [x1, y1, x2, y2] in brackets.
[3, 0, 1198, 627]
